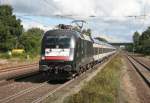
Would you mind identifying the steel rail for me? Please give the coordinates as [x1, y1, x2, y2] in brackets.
[0, 63, 38, 73]
[0, 81, 49, 103]
[130, 56, 150, 71]
[127, 55, 150, 88]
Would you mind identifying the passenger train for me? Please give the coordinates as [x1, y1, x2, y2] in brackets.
[39, 26, 116, 79]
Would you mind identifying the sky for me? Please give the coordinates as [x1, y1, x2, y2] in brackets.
[1, 0, 150, 43]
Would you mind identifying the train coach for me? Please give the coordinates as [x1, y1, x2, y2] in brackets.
[39, 29, 116, 79]
[93, 39, 116, 63]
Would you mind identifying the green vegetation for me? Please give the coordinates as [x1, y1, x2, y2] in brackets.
[139, 28, 150, 55]
[133, 31, 140, 52]
[126, 27, 150, 55]
[64, 55, 122, 103]
[82, 29, 92, 36]
[125, 44, 134, 52]
[0, 5, 44, 59]
[19, 28, 44, 54]
[0, 5, 23, 51]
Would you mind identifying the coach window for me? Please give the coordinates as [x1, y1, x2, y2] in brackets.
[97, 48, 98, 55]
[103, 48, 105, 53]
[94, 48, 96, 55]
[104, 48, 106, 53]
[101, 48, 103, 53]
[99, 48, 101, 54]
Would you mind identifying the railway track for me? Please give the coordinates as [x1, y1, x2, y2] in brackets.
[0, 81, 51, 103]
[0, 68, 92, 103]
[127, 54, 150, 88]
[0, 71, 79, 103]
[0, 63, 38, 73]
[0, 62, 39, 81]
[0, 64, 87, 103]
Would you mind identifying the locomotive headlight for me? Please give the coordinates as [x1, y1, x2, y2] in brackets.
[69, 55, 74, 61]
[41, 56, 45, 60]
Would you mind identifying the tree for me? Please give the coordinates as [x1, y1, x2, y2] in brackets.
[141, 39, 150, 55]
[19, 28, 44, 54]
[0, 5, 23, 51]
[82, 29, 92, 36]
[95, 37, 108, 43]
[133, 31, 140, 52]
[131, 27, 150, 55]
[86, 29, 92, 36]
[125, 44, 134, 52]
[139, 27, 150, 55]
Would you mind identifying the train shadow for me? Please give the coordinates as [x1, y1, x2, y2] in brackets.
[13, 73, 68, 85]
[47, 79, 68, 84]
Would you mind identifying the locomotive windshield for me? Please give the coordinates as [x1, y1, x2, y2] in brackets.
[45, 36, 71, 48]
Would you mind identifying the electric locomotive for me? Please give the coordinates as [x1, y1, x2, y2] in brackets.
[39, 29, 94, 78]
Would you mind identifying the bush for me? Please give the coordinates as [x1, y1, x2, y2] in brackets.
[0, 52, 11, 59]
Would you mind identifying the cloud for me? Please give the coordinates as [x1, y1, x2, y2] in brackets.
[21, 20, 54, 31]
[3, 0, 148, 18]
[2, 0, 150, 42]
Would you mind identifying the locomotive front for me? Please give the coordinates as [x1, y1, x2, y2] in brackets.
[39, 30, 76, 74]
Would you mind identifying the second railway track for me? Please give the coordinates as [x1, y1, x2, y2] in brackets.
[127, 54, 150, 88]
[0, 63, 39, 81]
[0, 63, 38, 73]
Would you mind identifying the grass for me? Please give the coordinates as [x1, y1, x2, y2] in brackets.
[0, 52, 39, 63]
[64, 55, 122, 103]
[0, 52, 11, 59]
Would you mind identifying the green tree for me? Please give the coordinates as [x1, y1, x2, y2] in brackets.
[141, 39, 150, 55]
[133, 31, 140, 52]
[95, 37, 108, 43]
[139, 27, 150, 55]
[19, 28, 44, 54]
[82, 29, 92, 36]
[125, 44, 134, 52]
[0, 5, 23, 51]
[86, 29, 92, 36]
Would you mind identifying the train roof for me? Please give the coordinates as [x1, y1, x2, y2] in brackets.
[93, 38, 115, 49]
[45, 29, 79, 36]
[44, 29, 93, 42]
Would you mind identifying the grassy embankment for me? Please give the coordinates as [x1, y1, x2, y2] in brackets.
[0, 52, 39, 63]
[64, 55, 122, 103]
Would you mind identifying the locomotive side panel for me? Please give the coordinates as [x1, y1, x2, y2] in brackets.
[73, 38, 94, 73]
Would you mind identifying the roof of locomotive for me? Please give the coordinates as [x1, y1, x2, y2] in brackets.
[44, 29, 93, 42]
[44, 29, 79, 37]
